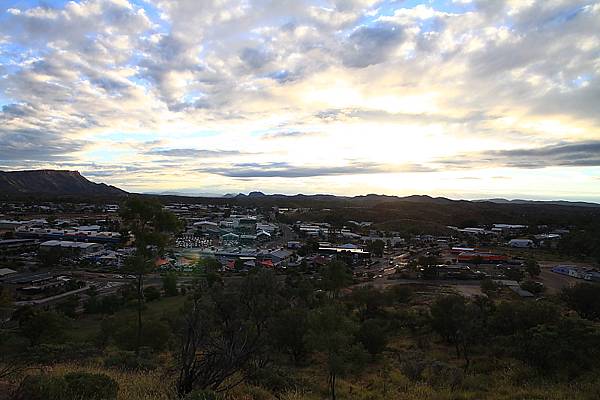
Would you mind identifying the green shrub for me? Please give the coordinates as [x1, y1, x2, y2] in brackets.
[103, 350, 159, 371]
[144, 286, 161, 302]
[14, 375, 68, 400]
[29, 343, 99, 364]
[185, 389, 222, 400]
[14, 372, 118, 400]
[63, 372, 118, 400]
[246, 367, 296, 393]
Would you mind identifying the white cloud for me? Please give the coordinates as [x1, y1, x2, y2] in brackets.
[0, 0, 599, 199]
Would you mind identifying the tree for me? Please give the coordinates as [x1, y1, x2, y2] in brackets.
[120, 197, 180, 354]
[503, 267, 524, 282]
[480, 279, 500, 297]
[143, 286, 161, 302]
[525, 258, 541, 278]
[234, 258, 245, 270]
[175, 270, 283, 396]
[429, 295, 491, 370]
[562, 283, 600, 321]
[520, 280, 545, 295]
[367, 240, 385, 258]
[513, 317, 600, 375]
[472, 255, 484, 268]
[307, 304, 367, 400]
[321, 261, 352, 298]
[349, 286, 387, 321]
[38, 247, 63, 269]
[163, 271, 179, 297]
[385, 285, 413, 304]
[271, 308, 309, 365]
[357, 319, 388, 356]
[57, 295, 79, 318]
[110, 318, 171, 352]
[19, 310, 68, 346]
[418, 255, 440, 280]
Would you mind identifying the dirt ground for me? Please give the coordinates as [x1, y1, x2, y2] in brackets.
[537, 260, 592, 294]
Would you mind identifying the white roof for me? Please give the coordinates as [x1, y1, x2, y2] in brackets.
[0, 268, 17, 276]
[41, 240, 102, 249]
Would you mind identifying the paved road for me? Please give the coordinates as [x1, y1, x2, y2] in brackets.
[15, 285, 91, 307]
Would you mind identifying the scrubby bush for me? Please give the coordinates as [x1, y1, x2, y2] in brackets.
[14, 374, 67, 400]
[103, 350, 159, 371]
[63, 372, 119, 400]
[246, 366, 300, 394]
[356, 319, 388, 355]
[562, 283, 600, 321]
[185, 389, 222, 400]
[29, 343, 99, 364]
[102, 318, 171, 351]
[143, 286, 161, 302]
[14, 372, 118, 400]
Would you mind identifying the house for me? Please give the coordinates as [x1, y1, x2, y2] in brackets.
[256, 231, 271, 241]
[268, 249, 294, 266]
[193, 221, 219, 233]
[509, 239, 534, 248]
[240, 234, 257, 245]
[256, 223, 278, 234]
[221, 233, 240, 244]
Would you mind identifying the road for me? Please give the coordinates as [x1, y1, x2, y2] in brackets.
[15, 285, 91, 307]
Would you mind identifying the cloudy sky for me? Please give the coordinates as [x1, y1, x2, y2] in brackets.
[1, 0, 599, 200]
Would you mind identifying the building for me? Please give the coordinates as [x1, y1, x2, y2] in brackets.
[457, 252, 508, 263]
[0, 239, 38, 253]
[451, 247, 476, 255]
[0, 220, 31, 230]
[39, 240, 103, 255]
[266, 249, 294, 266]
[493, 224, 528, 233]
[552, 265, 581, 278]
[552, 265, 600, 281]
[193, 221, 219, 233]
[508, 239, 534, 248]
[287, 241, 301, 249]
[256, 231, 271, 241]
[0, 268, 17, 279]
[15, 226, 121, 243]
[256, 223, 278, 234]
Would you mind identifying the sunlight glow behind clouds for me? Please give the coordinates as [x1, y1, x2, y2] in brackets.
[0, 0, 599, 200]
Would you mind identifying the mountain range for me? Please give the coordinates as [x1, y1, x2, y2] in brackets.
[0, 170, 127, 198]
[0, 170, 598, 209]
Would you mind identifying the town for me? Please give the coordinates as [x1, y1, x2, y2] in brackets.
[2, 198, 597, 311]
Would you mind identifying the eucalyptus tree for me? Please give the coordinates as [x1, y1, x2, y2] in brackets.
[120, 197, 180, 354]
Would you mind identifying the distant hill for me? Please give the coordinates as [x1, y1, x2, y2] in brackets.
[476, 198, 600, 208]
[0, 170, 127, 198]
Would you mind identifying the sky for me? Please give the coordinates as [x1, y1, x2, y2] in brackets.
[0, 0, 599, 201]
